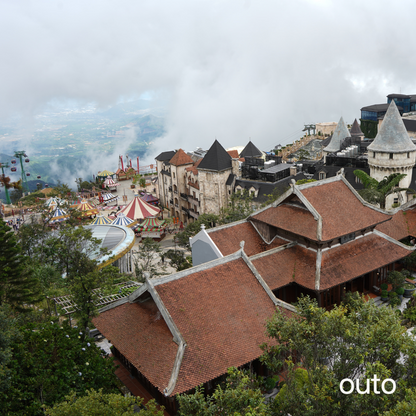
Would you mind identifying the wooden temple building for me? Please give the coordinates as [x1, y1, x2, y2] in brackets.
[93, 173, 416, 413]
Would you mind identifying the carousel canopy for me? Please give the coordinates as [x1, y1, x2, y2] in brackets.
[140, 193, 159, 203]
[102, 193, 119, 201]
[77, 201, 99, 215]
[111, 212, 136, 228]
[137, 217, 166, 231]
[45, 197, 62, 207]
[103, 176, 119, 187]
[97, 170, 115, 178]
[49, 207, 69, 223]
[90, 215, 113, 225]
[118, 196, 160, 220]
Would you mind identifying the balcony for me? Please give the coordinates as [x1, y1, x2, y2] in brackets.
[175, 203, 179, 208]
[180, 192, 188, 201]
[169, 199, 173, 205]
[188, 194, 199, 204]
[173, 189, 178, 194]
[182, 206, 189, 214]
[189, 210, 199, 219]
[168, 186, 172, 192]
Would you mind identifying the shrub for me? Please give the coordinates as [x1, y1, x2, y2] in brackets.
[381, 283, 388, 291]
[396, 287, 405, 296]
[381, 290, 388, 299]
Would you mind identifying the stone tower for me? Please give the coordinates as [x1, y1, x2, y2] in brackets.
[367, 100, 416, 209]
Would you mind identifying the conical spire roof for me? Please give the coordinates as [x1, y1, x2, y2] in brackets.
[350, 119, 363, 136]
[240, 141, 262, 158]
[323, 117, 350, 153]
[198, 140, 232, 171]
[368, 100, 416, 153]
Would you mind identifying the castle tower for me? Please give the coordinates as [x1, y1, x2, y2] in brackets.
[367, 100, 416, 208]
[322, 116, 350, 159]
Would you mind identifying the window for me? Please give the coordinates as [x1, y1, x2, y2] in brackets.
[373, 152, 376, 158]
[389, 153, 393, 159]
[408, 152, 410, 158]
[173, 172, 176, 179]
[319, 171, 326, 180]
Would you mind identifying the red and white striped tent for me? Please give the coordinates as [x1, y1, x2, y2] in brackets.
[103, 176, 119, 189]
[118, 196, 160, 220]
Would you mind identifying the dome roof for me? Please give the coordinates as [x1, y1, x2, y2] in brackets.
[368, 100, 416, 154]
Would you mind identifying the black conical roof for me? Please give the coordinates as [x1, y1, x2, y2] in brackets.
[198, 140, 232, 171]
[240, 141, 263, 158]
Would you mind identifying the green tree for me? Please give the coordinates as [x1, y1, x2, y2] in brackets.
[296, 178, 317, 185]
[134, 238, 165, 281]
[261, 294, 416, 416]
[353, 170, 414, 210]
[45, 388, 164, 416]
[164, 249, 192, 271]
[0, 319, 119, 415]
[0, 219, 41, 310]
[296, 149, 311, 161]
[220, 190, 254, 224]
[177, 367, 269, 416]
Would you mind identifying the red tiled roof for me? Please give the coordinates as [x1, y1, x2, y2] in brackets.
[376, 211, 409, 241]
[209, 221, 287, 256]
[188, 181, 199, 190]
[92, 300, 178, 394]
[406, 209, 416, 237]
[319, 233, 410, 290]
[156, 258, 285, 395]
[186, 158, 202, 175]
[251, 245, 316, 291]
[252, 204, 318, 241]
[252, 180, 390, 242]
[227, 150, 239, 158]
[301, 181, 390, 240]
[252, 234, 411, 292]
[169, 149, 194, 166]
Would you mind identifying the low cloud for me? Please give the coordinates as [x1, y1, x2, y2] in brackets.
[1, 0, 416, 158]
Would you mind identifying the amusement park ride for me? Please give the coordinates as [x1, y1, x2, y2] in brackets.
[0, 151, 45, 203]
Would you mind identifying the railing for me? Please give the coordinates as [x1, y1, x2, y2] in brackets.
[175, 203, 179, 208]
[173, 189, 178, 194]
[168, 186, 172, 192]
[180, 192, 188, 201]
[188, 194, 199, 204]
[182, 206, 189, 213]
[169, 199, 173, 205]
[189, 210, 199, 219]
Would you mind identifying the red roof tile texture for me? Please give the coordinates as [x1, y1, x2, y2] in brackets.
[92, 300, 178, 394]
[319, 233, 410, 290]
[227, 150, 239, 158]
[251, 245, 316, 291]
[169, 149, 194, 166]
[376, 211, 409, 241]
[209, 221, 287, 256]
[252, 234, 411, 292]
[156, 258, 284, 395]
[252, 180, 390, 241]
[253, 204, 318, 241]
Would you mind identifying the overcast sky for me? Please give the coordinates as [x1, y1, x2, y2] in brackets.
[1, 0, 416, 154]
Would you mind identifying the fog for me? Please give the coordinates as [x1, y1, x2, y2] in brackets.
[1, 0, 416, 159]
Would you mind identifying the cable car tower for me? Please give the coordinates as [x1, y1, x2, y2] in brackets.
[0, 161, 11, 204]
[12, 151, 30, 193]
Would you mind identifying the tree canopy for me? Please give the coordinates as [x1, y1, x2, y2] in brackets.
[353, 170, 413, 209]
